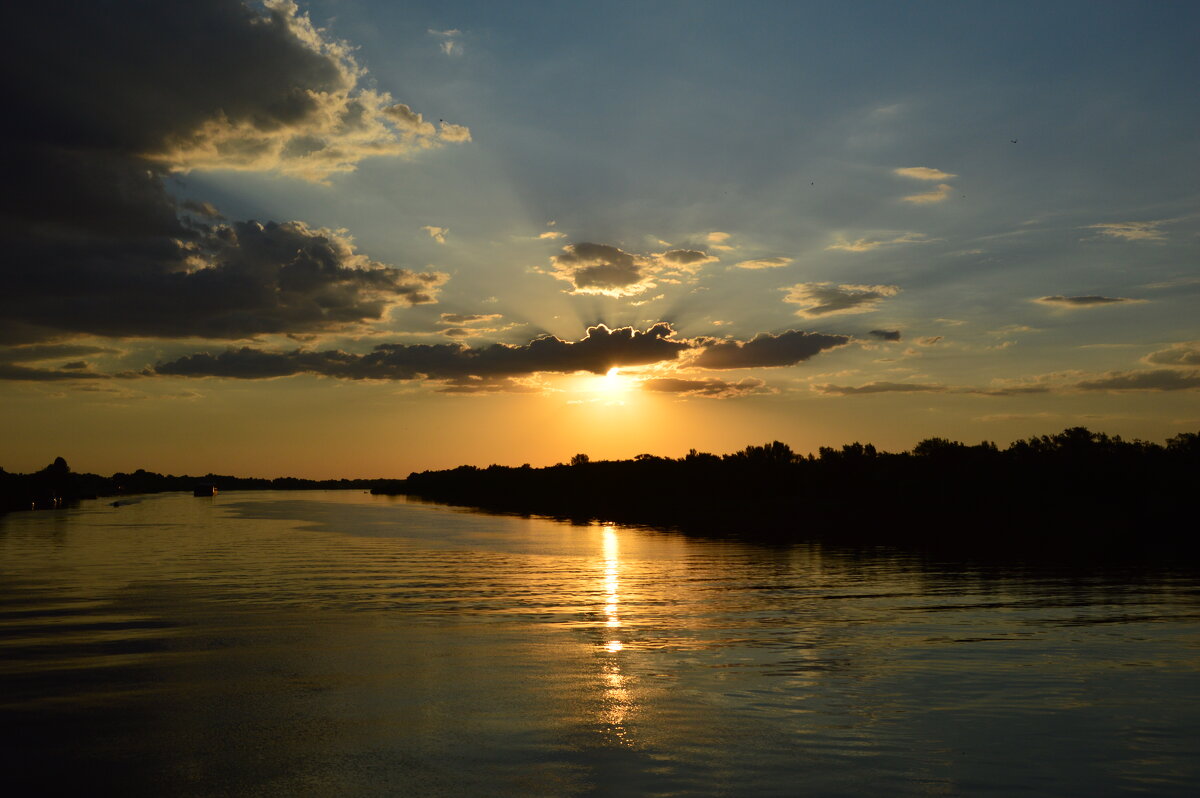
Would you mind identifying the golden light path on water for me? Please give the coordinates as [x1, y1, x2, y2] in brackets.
[598, 525, 633, 743]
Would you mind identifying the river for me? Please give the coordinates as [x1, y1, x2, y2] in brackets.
[2, 490, 1198, 796]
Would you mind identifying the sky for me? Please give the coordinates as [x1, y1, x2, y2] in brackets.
[2, 0, 1198, 478]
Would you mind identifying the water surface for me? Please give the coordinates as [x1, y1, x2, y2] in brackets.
[2, 491, 1198, 796]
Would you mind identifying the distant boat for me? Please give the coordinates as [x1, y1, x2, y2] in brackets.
[193, 483, 217, 497]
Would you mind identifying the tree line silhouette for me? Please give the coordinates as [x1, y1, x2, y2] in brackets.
[376, 428, 1199, 549]
[0, 459, 379, 513]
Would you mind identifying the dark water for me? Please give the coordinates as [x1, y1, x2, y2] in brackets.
[2, 491, 1198, 796]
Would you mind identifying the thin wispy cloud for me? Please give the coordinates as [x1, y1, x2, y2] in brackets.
[1033, 295, 1143, 308]
[783, 283, 901, 317]
[735, 257, 793, 269]
[1086, 221, 1167, 242]
[826, 233, 927, 252]
[893, 166, 957, 181]
[902, 183, 954, 204]
[429, 28, 463, 56]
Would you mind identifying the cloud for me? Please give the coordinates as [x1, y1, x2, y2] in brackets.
[549, 243, 646, 295]
[546, 243, 716, 296]
[1074, 369, 1200, 392]
[0, 344, 122, 381]
[868, 329, 901, 342]
[1033, 295, 1143, 308]
[893, 167, 957, 181]
[423, 225, 448, 244]
[735, 257, 793, 269]
[437, 121, 472, 142]
[659, 249, 719, 269]
[826, 233, 927, 252]
[1144, 342, 1200, 368]
[706, 232, 734, 251]
[435, 312, 508, 338]
[5, 219, 446, 342]
[902, 183, 954, 204]
[142, 4, 471, 181]
[817, 381, 946, 395]
[783, 283, 901, 318]
[692, 330, 850, 369]
[538, 231, 566, 240]
[429, 28, 463, 56]
[438, 313, 503, 326]
[1086, 221, 1167, 242]
[1, 0, 462, 343]
[916, 336, 944, 346]
[641, 377, 768, 398]
[154, 323, 692, 381]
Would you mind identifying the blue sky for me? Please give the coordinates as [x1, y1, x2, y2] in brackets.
[1, 0, 1197, 476]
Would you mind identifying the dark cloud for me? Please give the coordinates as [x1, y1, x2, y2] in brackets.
[549, 243, 645, 295]
[155, 323, 691, 381]
[1074, 369, 1200, 392]
[868, 329, 901, 342]
[1144, 342, 1200, 368]
[1, 0, 460, 343]
[817, 381, 946, 395]
[546, 243, 718, 295]
[692, 330, 850, 369]
[438, 313, 504, 325]
[641, 377, 767, 398]
[1034, 295, 1140, 307]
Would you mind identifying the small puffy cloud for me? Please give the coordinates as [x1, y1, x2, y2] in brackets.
[1033, 295, 1142, 308]
[736, 257, 793, 269]
[546, 243, 715, 296]
[902, 183, 954, 204]
[1086, 221, 1166, 242]
[549, 243, 646, 296]
[642, 376, 768, 398]
[693, 330, 850, 369]
[868, 329, 901, 342]
[917, 336, 944, 346]
[817, 381, 946, 395]
[1074, 369, 1200, 392]
[658, 249, 719, 270]
[422, 225, 448, 243]
[783, 283, 901, 318]
[826, 233, 926, 252]
[894, 166, 957, 181]
[1144, 342, 1200, 368]
[539, 231, 566, 240]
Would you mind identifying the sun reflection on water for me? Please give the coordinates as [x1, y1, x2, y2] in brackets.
[597, 525, 635, 743]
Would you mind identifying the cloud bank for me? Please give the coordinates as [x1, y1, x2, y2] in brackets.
[1, 0, 465, 344]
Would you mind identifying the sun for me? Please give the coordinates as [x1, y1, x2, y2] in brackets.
[595, 366, 632, 401]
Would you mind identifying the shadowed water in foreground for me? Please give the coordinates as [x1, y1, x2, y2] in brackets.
[2, 491, 1199, 796]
